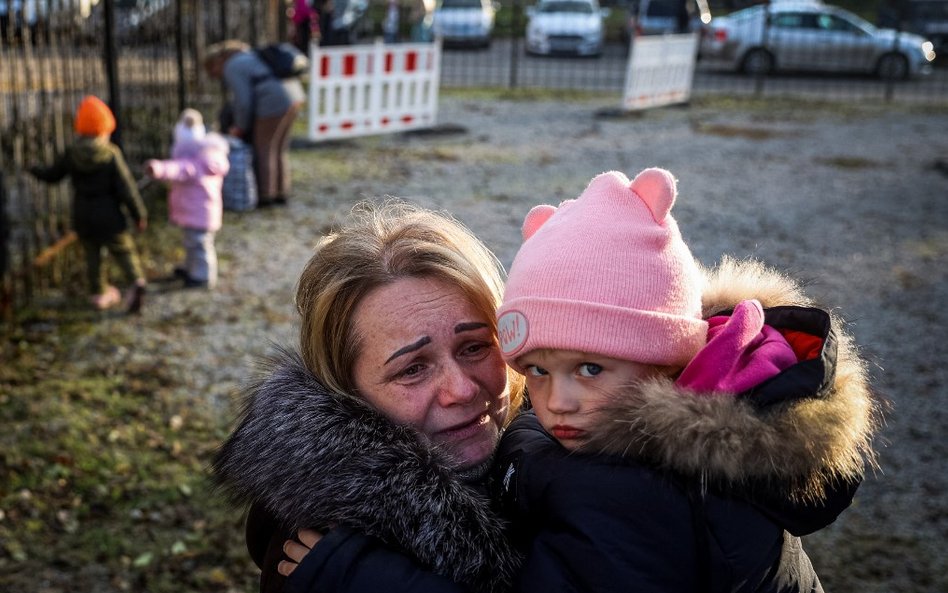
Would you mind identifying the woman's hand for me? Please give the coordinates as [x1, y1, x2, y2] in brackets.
[277, 529, 323, 577]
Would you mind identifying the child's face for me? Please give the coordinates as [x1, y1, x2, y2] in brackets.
[517, 349, 653, 451]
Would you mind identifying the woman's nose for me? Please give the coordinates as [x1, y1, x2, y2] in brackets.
[436, 363, 479, 407]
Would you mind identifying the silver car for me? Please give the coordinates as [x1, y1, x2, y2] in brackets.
[526, 0, 610, 57]
[700, 1, 937, 80]
[432, 0, 498, 48]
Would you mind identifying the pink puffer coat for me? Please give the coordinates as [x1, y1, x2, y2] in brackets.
[146, 133, 230, 232]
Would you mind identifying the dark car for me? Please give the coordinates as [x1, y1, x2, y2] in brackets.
[880, 0, 948, 59]
[620, 0, 711, 44]
[1, 0, 42, 43]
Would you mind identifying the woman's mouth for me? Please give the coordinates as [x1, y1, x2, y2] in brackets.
[435, 413, 491, 442]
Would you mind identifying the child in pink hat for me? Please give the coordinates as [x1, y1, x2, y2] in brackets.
[145, 108, 230, 289]
[492, 168, 879, 592]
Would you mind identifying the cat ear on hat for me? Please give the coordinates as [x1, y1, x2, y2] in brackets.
[630, 167, 677, 224]
[522, 204, 557, 240]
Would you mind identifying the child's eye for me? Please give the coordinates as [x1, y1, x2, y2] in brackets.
[524, 365, 548, 377]
[578, 363, 602, 377]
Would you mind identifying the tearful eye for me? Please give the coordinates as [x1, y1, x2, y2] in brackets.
[578, 363, 602, 377]
[399, 363, 424, 378]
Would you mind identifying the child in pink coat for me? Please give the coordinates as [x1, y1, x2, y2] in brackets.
[146, 109, 230, 288]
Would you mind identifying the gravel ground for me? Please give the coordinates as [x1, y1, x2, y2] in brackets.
[73, 95, 947, 592]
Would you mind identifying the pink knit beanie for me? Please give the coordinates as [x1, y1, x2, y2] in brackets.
[497, 168, 708, 369]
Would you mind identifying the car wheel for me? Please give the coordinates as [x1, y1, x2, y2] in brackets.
[740, 48, 774, 76]
[876, 52, 909, 81]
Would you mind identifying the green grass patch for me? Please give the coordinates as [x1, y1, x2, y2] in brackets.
[1, 265, 256, 592]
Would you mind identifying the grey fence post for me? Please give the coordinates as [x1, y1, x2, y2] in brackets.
[509, 0, 521, 89]
[101, 0, 123, 147]
[177, 0, 187, 114]
[754, 3, 770, 98]
[0, 170, 9, 325]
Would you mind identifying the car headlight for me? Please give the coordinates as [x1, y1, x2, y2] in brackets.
[922, 41, 936, 62]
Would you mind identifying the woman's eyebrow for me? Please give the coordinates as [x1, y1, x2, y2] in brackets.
[385, 337, 431, 364]
[455, 322, 488, 333]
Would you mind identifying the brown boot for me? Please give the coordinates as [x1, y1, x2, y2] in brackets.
[125, 283, 146, 314]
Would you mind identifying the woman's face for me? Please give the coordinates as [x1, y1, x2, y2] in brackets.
[352, 276, 509, 469]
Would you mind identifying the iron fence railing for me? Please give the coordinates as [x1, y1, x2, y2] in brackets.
[2, 0, 946, 323]
[0, 0, 282, 322]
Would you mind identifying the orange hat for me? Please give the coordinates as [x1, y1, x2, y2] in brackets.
[74, 95, 116, 137]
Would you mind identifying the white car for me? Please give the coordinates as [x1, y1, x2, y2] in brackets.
[700, 1, 936, 80]
[526, 0, 610, 57]
[432, 0, 497, 48]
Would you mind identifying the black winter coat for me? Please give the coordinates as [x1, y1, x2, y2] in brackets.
[30, 136, 145, 239]
[491, 258, 879, 593]
[212, 348, 520, 593]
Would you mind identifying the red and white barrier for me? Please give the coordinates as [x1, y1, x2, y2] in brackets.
[622, 33, 698, 111]
[307, 40, 442, 142]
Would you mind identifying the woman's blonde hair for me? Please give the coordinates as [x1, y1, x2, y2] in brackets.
[203, 39, 250, 71]
[296, 200, 525, 419]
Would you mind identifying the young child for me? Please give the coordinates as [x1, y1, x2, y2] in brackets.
[492, 168, 879, 592]
[30, 95, 148, 313]
[145, 108, 230, 289]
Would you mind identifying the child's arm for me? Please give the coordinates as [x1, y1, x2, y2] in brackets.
[111, 148, 147, 230]
[28, 152, 70, 183]
[145, 158, 201, 183]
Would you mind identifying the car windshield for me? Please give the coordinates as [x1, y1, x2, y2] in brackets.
[828, 9, 875, 34]
[538, 1, 594, 15]
[726, 5, 764, 21]
[440, 0, 483, 8]
[645, 1, 679, 18]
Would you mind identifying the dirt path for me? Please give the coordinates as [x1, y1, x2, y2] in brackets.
[80, 95, 947, 592]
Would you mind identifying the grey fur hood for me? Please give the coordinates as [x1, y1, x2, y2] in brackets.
[584, 257, 881, 504]
[211, 348, 519, 593]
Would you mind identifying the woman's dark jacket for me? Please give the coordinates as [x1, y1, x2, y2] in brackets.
[29, 136, 146, 239]
[491, 258, 880, 593]
[212, 349, 520, 593]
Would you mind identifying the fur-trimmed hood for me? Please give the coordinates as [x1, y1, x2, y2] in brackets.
[211, 348, 519, 593]
[584, 257, 880, 508]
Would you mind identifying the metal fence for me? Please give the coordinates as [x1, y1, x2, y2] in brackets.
[2, 0, 946, 322]
[0, 0, 283, 322]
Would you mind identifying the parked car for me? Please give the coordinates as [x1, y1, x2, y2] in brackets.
[880, 0, 948, 60]
[700, 1, 937, 80]
[432, 0, 497, 48]
[0, 0, 41, 43]
[325, 0, 370, 45]
[622, 0, 710, 40]
[526, 0, 610, 57]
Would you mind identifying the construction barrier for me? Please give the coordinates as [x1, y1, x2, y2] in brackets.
[308, 40, 442, 142]
[622, 33, 698, 111]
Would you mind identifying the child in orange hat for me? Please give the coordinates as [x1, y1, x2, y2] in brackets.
[29, 95, 149, 313]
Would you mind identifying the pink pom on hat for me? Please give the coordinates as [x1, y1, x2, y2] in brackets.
[497, 168, 708, 369]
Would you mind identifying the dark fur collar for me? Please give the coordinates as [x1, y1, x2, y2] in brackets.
[212, 348, 519, 593]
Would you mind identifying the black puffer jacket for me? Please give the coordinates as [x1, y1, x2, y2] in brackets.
[29, 136, 145, 239]
[491, 258, 879, 593]
[212, 349, 521, 593]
